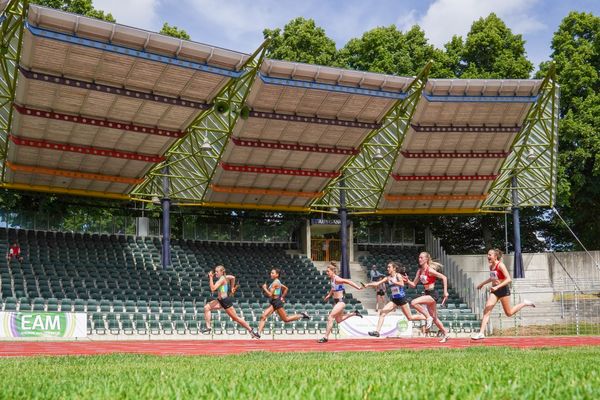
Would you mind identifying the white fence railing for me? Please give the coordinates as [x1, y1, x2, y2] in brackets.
[490, 289, 600, 336]
[425, 229, 600, 336]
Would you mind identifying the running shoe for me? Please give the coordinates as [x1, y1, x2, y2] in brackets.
[300, 312, 310, 320]
[425, 316, 434, 329]
[201, 327, 212, 334]
[354, 310, 364, 318]
[250, 329, 261, 339]
[317, 337, 328, 343]
[368, 331, 380, 337]
[471, 332, 485, 340]
[439, 333, 450, 343]
[524, 299, 536, 307]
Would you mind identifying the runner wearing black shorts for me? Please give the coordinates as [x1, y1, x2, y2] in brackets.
[363, 262, 425, 337]
[257, 268, 310, 336]
[202, 265, 259, 338]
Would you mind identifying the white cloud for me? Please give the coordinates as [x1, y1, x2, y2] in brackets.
[183, 0, 311, 43]
[182, 0, 403, 50]
[93, 0, 161, 31]
[415, 0, 546, 48]
[321, 4, 386, 44]
[396, 9, 419, 32]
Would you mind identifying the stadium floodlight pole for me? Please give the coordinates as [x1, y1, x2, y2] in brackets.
[161, 166, 171, 270]
[338, 174, 350, 279]
[511, 176, 524, 278]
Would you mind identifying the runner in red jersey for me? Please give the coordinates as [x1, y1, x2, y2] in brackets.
[408, 252, 451, 343]
[471, 249, 536, 340]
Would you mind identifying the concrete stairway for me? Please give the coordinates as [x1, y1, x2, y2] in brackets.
[347, 262, 378, 313]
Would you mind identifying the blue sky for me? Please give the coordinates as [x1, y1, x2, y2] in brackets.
[93, 0, 599, 73]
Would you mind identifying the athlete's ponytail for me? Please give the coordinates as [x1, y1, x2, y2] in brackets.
[490, 248, 503, 260]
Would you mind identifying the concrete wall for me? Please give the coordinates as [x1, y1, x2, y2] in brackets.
[450, 251, 600, 290]
[545, 251, 600, 288]
[301, 219, 310, 257]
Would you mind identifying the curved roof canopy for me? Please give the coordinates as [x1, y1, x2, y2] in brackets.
[0, 1, 559, 214]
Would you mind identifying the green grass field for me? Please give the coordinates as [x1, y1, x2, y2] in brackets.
[0, 347, 598, 399]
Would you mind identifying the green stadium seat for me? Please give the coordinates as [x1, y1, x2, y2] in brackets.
[175, 320, 187, 334]
[161, 321, 174, 335]
[94, 318, 106, 335]
[108, 319, 120, 335]
[19, 299, 32, 312]
[134, 320, 147, 335]
[121, 319, 134, 335]
[46, 302, 59, 312]
[148, 320, 160, 335]
[317, 321, 328, 334]
[186, 320, 199, 335]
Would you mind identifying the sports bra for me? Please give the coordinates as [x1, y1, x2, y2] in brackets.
[331, 276, 344, 292]
[269, 279, 282, 298]
[217, 277, 229, 298]
[490, 262, 507, 281]
[419, 266, 436, 286]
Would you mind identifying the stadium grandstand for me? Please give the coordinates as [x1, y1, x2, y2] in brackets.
[0, 0, 572, 342]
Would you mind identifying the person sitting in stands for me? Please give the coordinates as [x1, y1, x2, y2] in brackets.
[6, 242, 23, 267]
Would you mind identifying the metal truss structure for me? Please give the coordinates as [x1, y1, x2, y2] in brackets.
[482, 64, 559, 211]
[0, 0, 27, 180]
[310, 62, 431, 213]
[130, 42, 269, 202]
[0, 1, 560, 215]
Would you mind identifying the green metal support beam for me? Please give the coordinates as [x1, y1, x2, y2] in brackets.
[130, 40, 269, 202]
[482, 64, 559, 210]
[0, 0, 28, 181]
[311, 61, 432, 213]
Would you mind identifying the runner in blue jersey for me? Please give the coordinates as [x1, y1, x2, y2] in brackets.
[318, 262, 364, 343]
[362, 262, 425, 337]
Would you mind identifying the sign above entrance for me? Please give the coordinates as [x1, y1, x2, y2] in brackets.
[311, 219, 341, 225]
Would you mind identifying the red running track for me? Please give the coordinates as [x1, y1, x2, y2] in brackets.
[1, 337, 600, 357]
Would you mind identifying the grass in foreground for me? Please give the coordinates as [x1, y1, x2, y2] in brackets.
[0, 347, 598, 399]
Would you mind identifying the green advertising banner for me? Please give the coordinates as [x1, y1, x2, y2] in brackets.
[0, 312, 87, 338]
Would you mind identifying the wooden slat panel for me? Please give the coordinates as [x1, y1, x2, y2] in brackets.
[26, 36, 225, 102]
[14, 114, 174, 154]
[238, 119, 369, 148]
[10, 147, 151, 178]
[395, 158, 501, 176]
[415, 102, 531, 126]
[17, 79, 199, 131]
[9, 171, 131, 193]
[180, 73, 228, 102]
